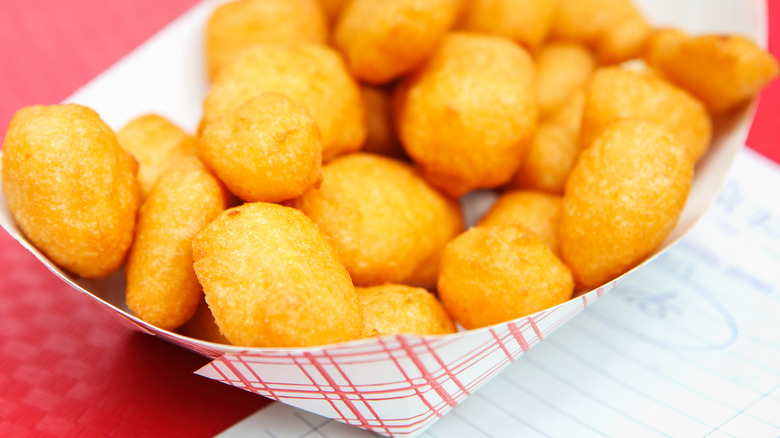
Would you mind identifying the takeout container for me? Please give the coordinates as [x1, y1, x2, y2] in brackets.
[0, 0, 768, 436]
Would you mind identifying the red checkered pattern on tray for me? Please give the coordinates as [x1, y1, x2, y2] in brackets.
[196, 287, 610, 438]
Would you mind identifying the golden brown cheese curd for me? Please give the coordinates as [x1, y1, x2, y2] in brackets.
[125, 156, 228, 331]
[180, 297, 231, 345]
[550, 0, 649, 64]
[198, 92, 322, 203]
[592, 6, 651, 65]
[117, 114, 197, 199]
[643, 28, 689, 77]
[438, 224, 573, 330]
[1, 104, 139, 278]
[550, 0, 633, 42]
[509, 91, 585, 194]
[357, 284, 456, 337]
[192, 202, 364, 348]
[291, 153, 463, 289]
[581, 67, 712, 162]
[548, 88, 587, 134]
[395, 32, 538, 198]
[559, 119, 693, 290]
[204, 0, 327, 81]
[361, 85, 406, 160]
[332, 0, 461, 84]
[317, 0, 349, 22]
[477, 190, 562, 256]
[201, 44, 365, 161]
[535, 42, 596, 117]
[456, 0, 555, 50]
[652, 34, 779, 114]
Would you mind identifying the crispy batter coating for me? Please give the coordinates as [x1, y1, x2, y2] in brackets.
[180, 297, 231, 345]
[652, 34, 780, 114]
[545, 89, 586, 137]
[560, 119, 693, 290]
[509, 91, 585, 194]
[204, 0, 327, 80]
[201, 44, 365, 161]
[592, 6, 651, 65]
[117, 114, 196, 199]
[456, 0, 554, 50]
[291, 153, 463, 289]
[317, 0, 349, 22]
[581, 67, 712, 162]
[1, 104, 139, 278]
[551, 0, 651, 64]
[643, 27, 689, 77]
[361, 85, 406, 160]
[535, 42, 596, 117]
[198, 92, 322, 203]
[395, 32, 538, 197]
[125, 156, 228, 331]
[357, 284, 456, 337]
[478, 190, 562, 256]
[438, 224, 573, 329]
[192, 202, 364, 348]
[550, 0, 634, 42]
[333, 0, 461, 84]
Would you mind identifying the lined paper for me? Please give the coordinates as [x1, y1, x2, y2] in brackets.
[219, 148, 780, 438]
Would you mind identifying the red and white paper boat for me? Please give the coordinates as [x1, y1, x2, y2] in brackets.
[0, 0, 768, 436]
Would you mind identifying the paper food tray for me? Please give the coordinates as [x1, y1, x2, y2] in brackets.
[0, 0, 767, 436]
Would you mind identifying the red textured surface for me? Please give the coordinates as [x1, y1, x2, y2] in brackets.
[0, 1, 269, 437]
[746, 0, 780, 163]
[0, 0, 779, 437]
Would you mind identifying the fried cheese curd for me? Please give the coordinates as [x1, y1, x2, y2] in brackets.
[180, 297, 231, 345]
[581, 67, 712, 162]
[198, 92, 322, 203]
[201, 44, 365, 161]
[650, 33, 780, 114]
[592, 5, 651, 65]
[560, 119, 693, 290]
[455, 0, 555, 50]
[509, 91, 585, 194]
[477, 190, 562, 256]
[332, 0, 461, 84]
[125, 156, 228, 331]
[438, 224, 573, 329]
[1, 104, 139, 278]
[534, 42, 596, 117]
[117, 114, 197, 199]
[290, 153, 463, 289]
[357, 284, 456, 337]
[192, 202, 364, 348]
[643, 28, 689, 77]
[550, 0, 650, 64]
[204, 0, 327, 81]
[395, 32, 538, 198]
[361, 85, 405, 160]
[317, 0, 349, 22]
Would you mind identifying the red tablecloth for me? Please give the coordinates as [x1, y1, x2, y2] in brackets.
[0, 2, 269, 437]
[0, 1, 778, 437]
